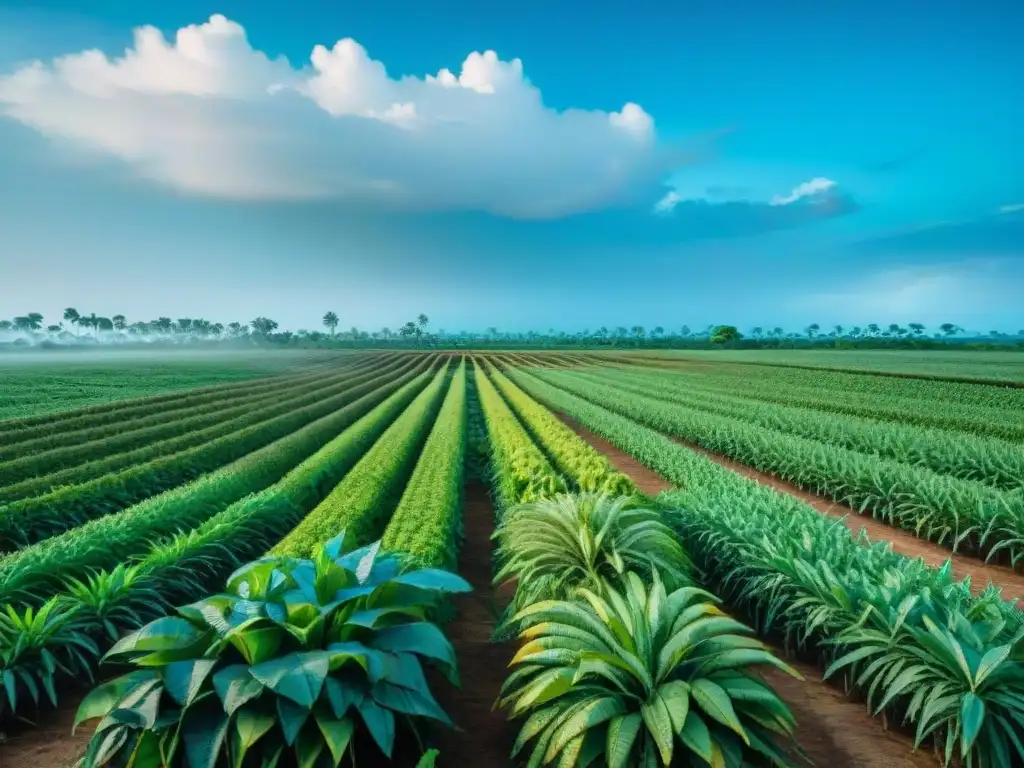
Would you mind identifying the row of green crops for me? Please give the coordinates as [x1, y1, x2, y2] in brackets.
[605, 362, 1024, 443]
[526, 367, 1024, 565]
[0, 357, 437, 605]
[0, 351, 380, 442]
[483, 361, 637, 496]
[473, 359, 566, 511]
[506, 366, 1024, 766]
[473, 372, 803, 766]
[382, 359, 468, 569]
[0, 365, 440, 723]
[0, 355, 410, 489]
[0, 357, 427, 550]
[272, 364, 452, 557]
[570, 366, 1024, 490]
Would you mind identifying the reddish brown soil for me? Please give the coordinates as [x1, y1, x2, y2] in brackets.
[0, 693, 93, 768]
[561, 419, 937, 768]
[433, 482, 516, 767]
[674, 437, 1024, 604]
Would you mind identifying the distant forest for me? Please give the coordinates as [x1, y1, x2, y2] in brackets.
[2, 308, 1023, 351]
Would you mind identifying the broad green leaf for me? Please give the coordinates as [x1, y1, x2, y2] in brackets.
[544, 696, 625, 761]
[182, 706, 229, 768]
[163, 659, 217, 707]
[679, 710, 714, 763]
[641, 695, 674, 765]
[658, 680, 690, 732]
[228, 626, 284, 665]
[212, 665, 264, 716]
[277, 696, 311, 746]
[314, 709, 355, 764]
[691, 679, 749, 745]
[356, 696, 395, 758]
[251, 651, 331, 707]
[74, 671, 158, 732]
[231, 706, 276, 768]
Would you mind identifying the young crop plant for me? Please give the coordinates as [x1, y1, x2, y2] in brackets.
[272, 364, 451, 557]
[493, 493, 690, 616]
[483, 362, 636, 496]
[473, 361, 566, 511]
[382, 358, 468, 569]
[499, 570, 799, 767]
[74, 532, 471, 767]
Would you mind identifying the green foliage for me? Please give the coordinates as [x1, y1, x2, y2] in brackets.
[499, 571, 798, 767]
[494, 493, 690, 614]
[578, 365, 1024, 491]
[0, 366, 439, 722]
[509, 365, 1024, 766]
[709, 325, 742, 345]
[483, 362, 636, 496]
[75, 532, 470, 766]
[0, 358, 406, 499]
[273, 365, 451, 557]
[0, 357, 434, 606]
[474, 361, 566, 511]
[383, 359, 468, 569]
[0, 357, 425, 550]
[528, 367, 1024, 564]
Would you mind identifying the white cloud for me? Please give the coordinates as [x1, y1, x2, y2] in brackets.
[769, 177, 836, 206]
[998, 202, 1024, 214]
[654, 176, 841, 215]
[0, 14, 658, 218]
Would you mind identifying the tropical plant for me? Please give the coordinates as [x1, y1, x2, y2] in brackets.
[74, 532, 470, 767]
[323, 311, 340, 336]
[499, 571, 799, 767]
[494, 493, 690, 613]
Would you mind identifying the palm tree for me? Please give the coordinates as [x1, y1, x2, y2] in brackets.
[399, 321, 416, 339]
[381, 327, 392, 343]
[805, 323, 820, 339]
[939, 323, 960, 337]
[63, 307, 80, 336]
[850, 326, 862, 338]
[867, 323, 880, 337]
[751, 326, 764, 339]
[631, 326, 645, 344]
[417, 314, 429, 331]
[679, 325, 691, 337]
[250, 317, 278, 336]
[112, 315, 127, 331]
[908, 323, 925, 336]
[772, 326, 784, 338]
[322, 311, 339, 336]
[833, 324, 844, 338]
[651, 326, 664, 339]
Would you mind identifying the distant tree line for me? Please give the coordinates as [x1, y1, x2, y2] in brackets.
[1, 308, 1022, 351]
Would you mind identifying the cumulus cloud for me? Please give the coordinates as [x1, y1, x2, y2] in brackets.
[0, 14, 662, 218]
[999, 202, 1024, 214]
[768, 177, 836, 206]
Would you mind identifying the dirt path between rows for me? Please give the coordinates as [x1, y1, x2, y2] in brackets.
[673, 436, 1024, 603]
[0, 689, 92, 768]
[434, 482, 515, 767]
[561, 419, 937, 768]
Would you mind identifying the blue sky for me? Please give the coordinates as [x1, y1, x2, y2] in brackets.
[0, 0, 1022, 333]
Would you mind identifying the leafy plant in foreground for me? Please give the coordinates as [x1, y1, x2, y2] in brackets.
[494, 493, 691, 615]
[499, 571, 799, 767]
[74, 532, 471, 767]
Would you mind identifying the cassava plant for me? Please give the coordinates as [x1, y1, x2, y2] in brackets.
[73, 532, 471, 767]
[499, 570, 800, 767]
[494, 493, 691, 616]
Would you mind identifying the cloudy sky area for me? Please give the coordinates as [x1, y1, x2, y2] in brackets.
[0, 0, 1022, 333]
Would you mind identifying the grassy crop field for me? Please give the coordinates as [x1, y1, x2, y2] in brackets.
[0, 349, 343, 420]
[617, 348, 1024, 384]
[1, 348, 1023, 768]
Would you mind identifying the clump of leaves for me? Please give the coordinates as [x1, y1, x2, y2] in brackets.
[494, 493, 691, 616]
[499, 571, 800, 767]
[74, 532, 471, 767]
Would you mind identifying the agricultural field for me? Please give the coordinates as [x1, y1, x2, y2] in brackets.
[621, 348, 1024, 385]
[0, 350, 341, 420]
[1, 348, 1023, 768]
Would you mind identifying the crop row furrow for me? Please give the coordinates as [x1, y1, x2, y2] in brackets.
[272, 363, 452, 556]
[525, 366, 1024, 565]
[483, 360, 635, 495]
[572, 366, 1024, 490]
[382, 359, 467, 569]
[0, 355, 428, 551]
[0, 357, 437, 605]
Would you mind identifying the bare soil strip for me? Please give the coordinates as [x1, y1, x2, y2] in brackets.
[560, 419, 937, 768]
[434, 481, 516, 767]
[0, 689, 91, 768]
